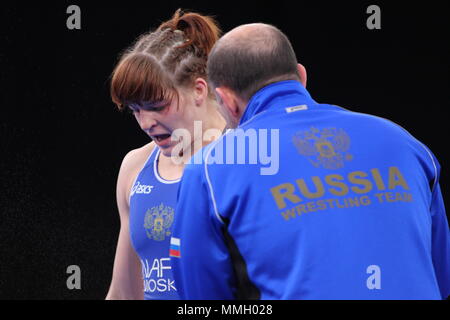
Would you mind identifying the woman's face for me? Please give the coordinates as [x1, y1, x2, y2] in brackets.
[129, 88, 198, 158]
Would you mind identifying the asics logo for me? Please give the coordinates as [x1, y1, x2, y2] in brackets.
[131, 181, 154, 196]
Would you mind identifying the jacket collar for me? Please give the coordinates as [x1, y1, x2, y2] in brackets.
[239, 80, 317, 125]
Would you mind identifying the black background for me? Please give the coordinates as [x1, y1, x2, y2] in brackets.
[0, 1, 449, 300]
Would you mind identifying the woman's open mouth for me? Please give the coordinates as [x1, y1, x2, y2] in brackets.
[153, 134, 171, 142]
[151, 133, 173, 147]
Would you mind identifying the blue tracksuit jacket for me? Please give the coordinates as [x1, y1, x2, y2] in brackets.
[170, 80, 450, 300]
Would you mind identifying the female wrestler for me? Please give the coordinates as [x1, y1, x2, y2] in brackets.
[105, 9, 226, 299]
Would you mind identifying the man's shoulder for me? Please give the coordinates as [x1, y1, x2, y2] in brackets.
[339, 108, 418, 138]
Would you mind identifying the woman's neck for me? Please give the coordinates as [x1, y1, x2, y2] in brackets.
[160, 100, 227, 169]
[177, 100, 226, 165]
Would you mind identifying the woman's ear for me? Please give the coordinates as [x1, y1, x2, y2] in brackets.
[193, 78, 209, 106]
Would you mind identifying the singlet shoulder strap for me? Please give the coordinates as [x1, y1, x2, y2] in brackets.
[128, 145, 159, 204]
[152, 148, 182, 185]
[143, 144, 159, 170]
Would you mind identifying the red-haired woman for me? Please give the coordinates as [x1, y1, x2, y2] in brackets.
[106, 9, 226, 300]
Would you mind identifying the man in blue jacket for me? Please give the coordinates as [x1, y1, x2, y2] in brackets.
[170, 23, 450, 299]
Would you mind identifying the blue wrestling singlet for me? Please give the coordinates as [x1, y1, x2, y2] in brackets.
[129, 146, 181, 300]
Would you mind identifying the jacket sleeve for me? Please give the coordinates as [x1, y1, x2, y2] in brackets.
[430, 182, 450, 299]
[171, 161, 236, 299]
[428, 153, 450, 299]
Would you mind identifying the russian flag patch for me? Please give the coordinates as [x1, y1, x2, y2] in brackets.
[170, 237, 181, 258]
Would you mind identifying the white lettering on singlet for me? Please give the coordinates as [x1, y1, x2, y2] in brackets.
[131, 181, 154, 196]
[141, 258, 177, 293]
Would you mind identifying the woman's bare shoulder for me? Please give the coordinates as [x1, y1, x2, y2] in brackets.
[121, 141, 156, 171]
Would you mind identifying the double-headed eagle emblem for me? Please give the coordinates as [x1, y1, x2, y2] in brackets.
[293, 127, 353, 169]
[144, 203, 174, 241]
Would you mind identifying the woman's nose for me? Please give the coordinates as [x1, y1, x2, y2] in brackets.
[136, 110, 157, 131]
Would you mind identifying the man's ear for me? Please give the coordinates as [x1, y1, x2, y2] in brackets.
[297, 63, 307, 88]
[215, 87, 240, 117]
[193, 78, 209, 106]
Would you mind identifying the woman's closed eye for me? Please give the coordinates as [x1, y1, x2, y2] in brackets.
[143, 105, 167, 112]
[129, 101, 169, 113]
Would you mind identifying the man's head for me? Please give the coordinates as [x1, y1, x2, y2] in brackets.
[207, 23, 307, 128]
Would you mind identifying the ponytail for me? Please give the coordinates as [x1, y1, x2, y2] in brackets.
[158, 9, 221, 56]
